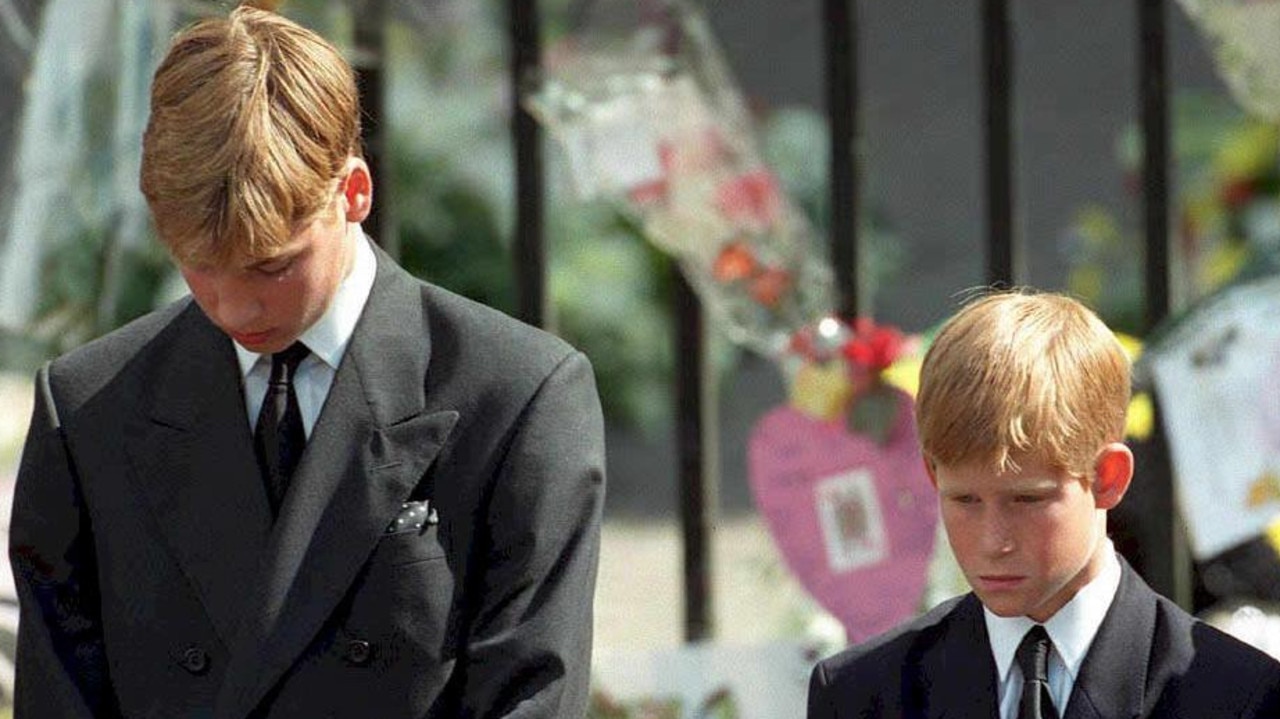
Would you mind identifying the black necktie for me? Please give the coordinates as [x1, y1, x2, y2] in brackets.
[253, 342, 310, 517]
[1015, 625, 1060, 719]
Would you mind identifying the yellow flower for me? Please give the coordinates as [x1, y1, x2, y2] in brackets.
[1213, 122, 1280, 182]
[1112, 333, 1153, 441]
[1199, 243, 1251, 294]
[1068, 266, 1105, 305]
[883, 354, 923, 398]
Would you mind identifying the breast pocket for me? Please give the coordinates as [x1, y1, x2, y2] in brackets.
[369, 524, 447, 568]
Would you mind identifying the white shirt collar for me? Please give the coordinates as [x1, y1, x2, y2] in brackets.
[233, 224, 376, 376]
[984, 539, 1122, 684]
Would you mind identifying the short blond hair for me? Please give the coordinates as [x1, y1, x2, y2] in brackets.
[915, 289, 1130, 477]
[140, 5, 361, 265]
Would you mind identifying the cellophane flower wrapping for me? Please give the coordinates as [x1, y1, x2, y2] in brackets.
[1178, 0, 1280, 121]
[525, 0, 833, 359]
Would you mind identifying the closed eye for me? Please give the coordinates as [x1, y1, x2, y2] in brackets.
[254, 258, 295, 277]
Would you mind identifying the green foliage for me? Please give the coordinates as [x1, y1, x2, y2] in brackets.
[379, 7, 688, 433]
[1066, 92, 1280, 333]
[29, 230, 171, 358]
[550, 204, 677, 431]
[0, 0, 173, 370]
[392, 145, 516, 316]
[387, 125, 679, 431]
[1062, 205, 1146, 336]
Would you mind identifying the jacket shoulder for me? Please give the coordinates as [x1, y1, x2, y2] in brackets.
[814, 594, 969, 693]
[1149, 596, 1280, 715]
[44, 299, 193, 410]
[416, 279, 580, 382]
[369, 248, 578, 380]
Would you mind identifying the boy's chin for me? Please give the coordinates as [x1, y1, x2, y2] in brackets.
[976, 596, 1026, 617]
[972, 588, 1048, 620]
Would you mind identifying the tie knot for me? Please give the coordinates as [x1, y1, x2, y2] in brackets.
[270, 342, 310, 381]
[1015, 625, 1053, 682]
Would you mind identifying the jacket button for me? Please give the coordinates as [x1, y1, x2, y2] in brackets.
[180, 646, 210, 675]
[344, 639, 372, 666]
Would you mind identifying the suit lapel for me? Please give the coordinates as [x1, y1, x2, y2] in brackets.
[1062, 559, 1155, 719]
[918, 595, 1001, 719]
[124, 303, 273, 646]
[216, 253, 458, 719]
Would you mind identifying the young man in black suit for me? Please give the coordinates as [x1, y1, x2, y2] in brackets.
[808, 291, 1280, 718]
[9, 6, 605, 717]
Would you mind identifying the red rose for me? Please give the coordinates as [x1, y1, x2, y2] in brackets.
[842, 319, 906, 372]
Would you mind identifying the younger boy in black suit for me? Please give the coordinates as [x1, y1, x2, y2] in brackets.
[808, 290, 1280, 718]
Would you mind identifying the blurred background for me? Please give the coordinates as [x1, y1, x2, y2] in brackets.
[4, 0, 1280, 716]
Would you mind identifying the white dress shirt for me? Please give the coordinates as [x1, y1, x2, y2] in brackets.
[235, 225, 376, 437]
[984, 540, 1123, 719]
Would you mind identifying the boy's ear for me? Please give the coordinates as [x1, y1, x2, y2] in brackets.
[339, 156, 373, 223]
[1092, 442, 1134, 510]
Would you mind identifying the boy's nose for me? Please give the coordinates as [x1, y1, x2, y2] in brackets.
[211, 284, 263, 331]
[982, 514, 1016, 556]
[985, 534, 1015, 556]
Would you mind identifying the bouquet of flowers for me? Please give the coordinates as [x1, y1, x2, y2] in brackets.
[525, 0, 832, 358]
[528, 0, 936, 645]
[786, 316, 916, 444]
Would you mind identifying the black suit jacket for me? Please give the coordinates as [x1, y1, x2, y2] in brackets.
[808, 558, 1280, 718]
[9, 247, 606, 718]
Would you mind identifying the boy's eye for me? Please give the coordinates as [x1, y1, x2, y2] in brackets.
[950, 495, 979, 505]
[256, 259, 294, 276]
[1014, 495, 1045, 504]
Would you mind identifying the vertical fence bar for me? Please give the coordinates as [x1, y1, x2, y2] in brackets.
[675, 271, 718, 642]
[1141, 0, 1171, 327]
[354, 0, 392, 257]
[824, 0, 861, 317]
[509, 0, 547, 327]
[982, 0, 1016, 286]
[659, 3, 716, 644]
[1138, 0, 1193, 610]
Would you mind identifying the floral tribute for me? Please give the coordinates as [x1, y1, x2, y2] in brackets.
[525, 5, 833, 358]
[786, 317, 916, 443]
[1178, 0, 1280, 122]
[751, 315, 937, 642]
[1066, 97, 1280, 327]
[525, 1, 937, 646]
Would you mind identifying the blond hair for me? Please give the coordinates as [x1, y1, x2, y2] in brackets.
[140, 5, 360, 265]
[915, 289, 1130, 478]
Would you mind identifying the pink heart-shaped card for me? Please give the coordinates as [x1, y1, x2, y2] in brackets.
[747, 388, 938, 643]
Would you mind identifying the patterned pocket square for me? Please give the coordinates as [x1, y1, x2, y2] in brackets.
[386, 500, 439, 535]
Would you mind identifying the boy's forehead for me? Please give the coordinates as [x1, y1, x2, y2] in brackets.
[933, 457, 1067, 489]
[173, 242, 295, 272]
